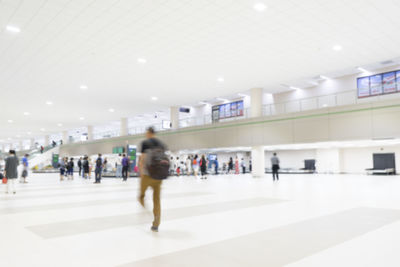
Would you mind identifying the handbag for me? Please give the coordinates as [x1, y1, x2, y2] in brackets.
[2, 177, 7, 184]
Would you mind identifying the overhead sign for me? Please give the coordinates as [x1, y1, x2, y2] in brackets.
[357, 70, 400, 98]
[212, 100, 244, 122]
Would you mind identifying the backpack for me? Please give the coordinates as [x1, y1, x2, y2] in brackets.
[96, 158, 102, 168]
[146, 144, 170, 180]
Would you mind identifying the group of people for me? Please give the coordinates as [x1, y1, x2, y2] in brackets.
[1, 151, 29, 194]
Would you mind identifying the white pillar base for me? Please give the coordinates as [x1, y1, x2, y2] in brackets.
[251, 146, 265, 177]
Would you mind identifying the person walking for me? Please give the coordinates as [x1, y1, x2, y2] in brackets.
[271, 153, 280, 181]
[67, 158, 74, 180]
[20, 154, 29, 183]
[59, 157, 66, 181]
[227, 157, 233, 174]
[83, 156, 89, 179]
[214, 157, 219, 175]
[241, 158, 246, 174]
[186, 156, 192, 176]
[94, 154, 103, 184]
[77, 157, 82, 177]
[235, 156, 239, 174]
[116, 154, 123, 178]
[138, 127, 168, 232]
[200, 155, 207, 179]
[122, 154, 129, 181]
[40, 145, 44, 154]
[103, 157, 108, 173]
[4, 150, 19, 194]
[193, 155, 199, 178]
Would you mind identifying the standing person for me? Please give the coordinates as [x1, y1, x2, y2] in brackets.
[52, 140, 56, 147]
[83, 156, 89, 179]
[138, 127, 168, 232]
[200, 155, 207, 179]
[103, 158, 108, 173]
[77, 157, 82, 177]
[227, 157, 233, 174]
[94, 154, 103, 184]
[271, 153, 280, 181]
[40, 146, 44, 154]
[116, 154, 123, 178]
[4, 150, 19, 194]
[241, 158, 246, 174]
[249, 159, 252, 172]
[193, 155, 199, 178]
[169, 157, 175, 176]
[176, 157, 180, 176]
[67, 158, 74, 180]
[59, 157, 66, 181]
[88, 157, 93, 179]
[20, 154, 29, 183]
[122, 154, 129, 181]
[186, 156, 192, 176]
[235, 156, 239, 174]
[214, 157, 219, 175]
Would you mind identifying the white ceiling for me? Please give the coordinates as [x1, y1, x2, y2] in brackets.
[1, 0, 400, 141]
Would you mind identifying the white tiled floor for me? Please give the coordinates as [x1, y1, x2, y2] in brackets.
[1, 173, 400, 266]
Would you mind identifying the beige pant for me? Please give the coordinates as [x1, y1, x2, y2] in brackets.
[139, 175, 162, 227]
[5, 179, 16, 193]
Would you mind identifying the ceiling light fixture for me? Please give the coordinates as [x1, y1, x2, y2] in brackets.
[7, 119, 13, 123]
[137, 58, 147, 64]
[80, 85, 88, 90]
[108, 108, 115, 113]
[151, 96, 158, 101]
[79, 117, 85, 121]
[6, 25, 21, 33]
[27, 132, 31, 135]
[198, 101, 208, 105]
[356, 66, 369, 73]
[217, 77, 225, 83]
[46, 101, 53, 105]
[16, 135, 21, 138]
[332, 45, 343, 51]
[319, 75, 330, 80]
[290, 86, 301, 90]
[40, 128, 45, 132]
[216, 97, 228, 102]
[238, 93, 248, 97]
[23, 112, 30, 116]
[253, 2, 267, 12]
[57, 123, 63, 127]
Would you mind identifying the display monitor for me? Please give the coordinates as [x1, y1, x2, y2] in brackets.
[396, 71, 400, 92]
[370, 74, 383, 95]
[383, 72, 396, 94]
[219, 105, 225, 119]
[237, 100, 244, 116]
[224, 103, 231, 118]
[208, 154, 217, 161]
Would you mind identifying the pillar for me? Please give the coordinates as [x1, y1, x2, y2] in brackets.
[2, 144, 5, 153]
[120, 117, 128, 136]
[87, 126, 93, 141]
[251, 146, 265, 177]
[19, 141, 23, 151]
[170, 106, 179, 130]
[62, 131, 68, 145]
[30, 138, 35, 149]
[44, 135, 50, 147]
[251, 88, 263, 118]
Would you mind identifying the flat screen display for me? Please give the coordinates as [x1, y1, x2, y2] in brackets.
[237, 101, 244, 116]
[208, 154, 217, 161]
[370, 74, 383, 95]
[219, 105, 225, 119]
[396, 71, 400, 92]
[383, 72, 396, 94]
[213, 100, 244, 122]
[231, 102, 237, 116]
[224, 103, 231, 118]
[357, 77, 370, 98]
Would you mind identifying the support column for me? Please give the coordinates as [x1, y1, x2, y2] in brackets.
[62, 131, 68, 145]
[120, 117, 128, 136]
[87, 126, 93, 141]
[1, 144, 5, 153]
[170, 106, 179, 130]
[251, 146, 265, 177]
[44, 135, 50, 147]
[251, 88, 263, 118]
[19, 141, 23, 151]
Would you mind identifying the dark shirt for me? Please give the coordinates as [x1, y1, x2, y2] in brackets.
[140, 137, 166, 154]
[5, 155, 19, 179]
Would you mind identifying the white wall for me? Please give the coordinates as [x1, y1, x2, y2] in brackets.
[264, 150, 316, 169]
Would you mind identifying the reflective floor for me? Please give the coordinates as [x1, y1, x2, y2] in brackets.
[1, 173, 400, 267]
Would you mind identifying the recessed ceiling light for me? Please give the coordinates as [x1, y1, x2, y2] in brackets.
[199, 101, 208, 105]
[7, 119, 13, 123]
[79, 117, 85, 120]
[319, 75, 330, 80]
[40, 128, 45, 132]
[238, 93, 248, 97]
[253, 2, 267, 12]
[332, 45, 342, 51]
[290, 86, 301, 90]
[7, 138, 11, 141]
[137, 58, 147, 64]
[16, 135, 21, 138]
[6, 25, 21, 33]
[108, 108, 115, 113]
[322, 104, 328, 108]
[217, 77, 225, 83]
[151, 97, 158, 101]
[23, 112, 30, 116]
[57, 123, 63, 127]
[216, 97, 228, 102]
[46, 101, 53, 105]
[80, 85, 88, 90]
[27, 132, 31, 135]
